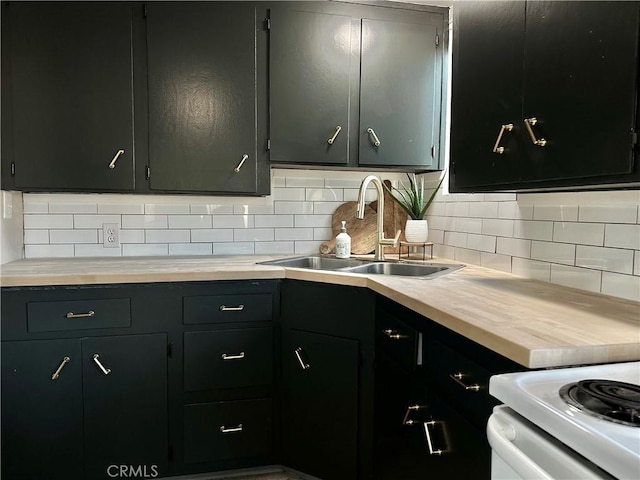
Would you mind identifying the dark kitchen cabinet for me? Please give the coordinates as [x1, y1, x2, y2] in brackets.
[450, 1, 640, 192]
[146, 2, 266, 194]
[4, 2, 135, 192]
[269, 2, 446, 170]
[280, 280, 375, 480]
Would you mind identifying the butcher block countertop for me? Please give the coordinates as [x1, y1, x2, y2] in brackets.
[2, 255, 639, 369]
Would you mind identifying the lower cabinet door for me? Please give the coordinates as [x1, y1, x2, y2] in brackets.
[183, 398, 273, 464]
[282, 329, 359, 480]
[374, 352, 490, 479]
[82, 334, 168, 479]
[1, 339, 83, 480]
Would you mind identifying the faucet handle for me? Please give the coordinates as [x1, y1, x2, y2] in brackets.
[380, 229, 402, 247]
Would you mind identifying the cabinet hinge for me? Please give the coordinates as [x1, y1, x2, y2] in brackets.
[632, 131, 638, 148]
[145, 166, 150, 180]
[435, 34, 440, 47]
[266, 138, 271, 151]
[167, 342, 173, 358]
[264, 18, 271, 30]
[143, 4, 147, 18]
[10, 162, 15, 177]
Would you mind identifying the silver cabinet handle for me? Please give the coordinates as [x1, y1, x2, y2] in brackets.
[221, 352, 245, 361]
[367, 127, 381, 147]
[219, 304, 244, 312]
[523, 117, 547, 146]
[66, 310, 95, 319]
[424, 420, 449, 456]
[234, 154, 249, 173]
[327, 125, 342, 145]
[294, 347, 310, 370]
[220, 424, 243, 434]
[492, 123, 514, 154]
[402, 404, 426, 426]
[108, 149, 125, 169]
[449, 372, 481, 392]
[51, 356, 70, 380]
[383, 329, 407, 340]
[92, 354, 111, 375]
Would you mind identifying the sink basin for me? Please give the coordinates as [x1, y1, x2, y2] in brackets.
[259, 256, 463, 278]
[343, 262, 463, 278]
[258, 255, 367, 270]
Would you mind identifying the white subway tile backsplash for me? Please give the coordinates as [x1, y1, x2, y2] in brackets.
[50, 229, 97, 244]
[272, 188, 306, 201]
[306, 188, 343, 202]
[75, 244, 122, 257]
[122, 215, 167, 229]
[531, 241, 576, 266]
[444, 231, 467, 248]
[254, 241, 295, 254]
[294, 214, 332, 228]
[343, 188, 377, 202]
[213, 242, 255, 255]
[426, 215, 455, 231]
[123, 244, 168, 256]
[275, 228, 314, 241]
[579, 205, 638, 224]
[445, 202, 470, 217]
[313, 202, 343, 215]
[271, 176, 286, 188]
[23, 230, 49, 244]
[191, 204, 235, 215]
[24, 215, 74, 229]
[286, 177, 325, 188]
[234, 229, 274, 242]
[212, 215, 253, 229]
[454, 217, 483, 234]
[274, 202, 314, 215]
[550, 264, 602, 294]
[553, 222, 604, 246]
[324, 178, 362, 189]
[601, 272, 640, 302]
[146, 229, 190, 244]
[314, 228, 333, 241]
[255, 215, 294, 228]
[604, 224, 640, 250]
[25, 244, 74, 258]
[496, 237, 531, 258]
[480, 252, 512, 273]
[191, 229, 234, 243]
[482, 218, 514, 237]
[433, 244, 455, 259]
[467, 234, 496, 253]
[168, 243, 212, 256]
[514, 220, 554, 241]
[484, 193, 516, 202]
[533, 205, 579, 222]
[49, 203, 97, 214]
[469, 202, 498, 218]
[168, 215, 212, 229]
[497, 202, 534, 220]
[428, 229, 445, 244]
[22, 201, 48, 214]
[511, 257, 551, 282]
[294, 241, 323, 255]
[119, 230, 145, 244]
[575, 245, 634, 274]
[145, 204, 190, 214]
[74, 214, 121, 229]
[428, 202, 446, 216]
[453, 247, 480, 265]
[98, 203, 144, 214]
[635, 251, 640, 276]
[232, 204, 274, 215]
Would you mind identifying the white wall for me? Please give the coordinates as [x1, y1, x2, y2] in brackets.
[0, 191, 24, 264]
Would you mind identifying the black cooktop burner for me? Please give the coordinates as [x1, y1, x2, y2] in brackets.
[559, 379, 640, 427]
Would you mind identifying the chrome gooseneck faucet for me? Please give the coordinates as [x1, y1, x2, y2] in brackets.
[357, 175, 401, 261]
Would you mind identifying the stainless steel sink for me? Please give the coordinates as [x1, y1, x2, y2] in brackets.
[259, 256, 463, 278]
[258, 255, 367, 270]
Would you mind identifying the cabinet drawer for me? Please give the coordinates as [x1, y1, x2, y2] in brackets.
[27, 298, 131, 333]
[183, 398, 272, 464]
[422, 338, 496, 429]
[376, 312, 419, 370]
[184, 328, 273, 391]
[183, 294, 272, 324]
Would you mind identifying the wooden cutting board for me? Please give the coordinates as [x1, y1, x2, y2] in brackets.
[319, 201, 377, 255]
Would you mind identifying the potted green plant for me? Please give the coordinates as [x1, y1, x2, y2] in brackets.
[383, 170, 446, 243]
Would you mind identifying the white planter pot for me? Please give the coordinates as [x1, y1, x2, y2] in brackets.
[404, 219, 429, 243]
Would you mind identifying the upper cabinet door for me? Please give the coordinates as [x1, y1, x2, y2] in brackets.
[147, 2, 258, 194]
[359, 18, 440, 168]
[270, 8, 354, 165]
[449, 1, 525, 190]
[521, 1, 639, 183]
[9, 2, 135, 191]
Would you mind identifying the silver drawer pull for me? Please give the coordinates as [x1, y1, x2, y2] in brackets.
[108, 149, 125, 169]
[219, 305, 245, 312]
[221, 352, 245, 361]
[402, 404, 426, 425]
[449, 372, 481, 392]
[93, 354, 111, 376]
[220, 424, 243, 434]
[51, 356, 71, 380]
[294, 347, 310, 370]
[424, 420, 449, 456]
[66, 310, 95, 319]
[327, 125, 342, 145]
[367, 127, 381, 147]
[234, 154, 249, 173]
[383, 329, 407, 340]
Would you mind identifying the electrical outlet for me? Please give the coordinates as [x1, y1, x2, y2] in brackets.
[103, 223, 120, 248]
